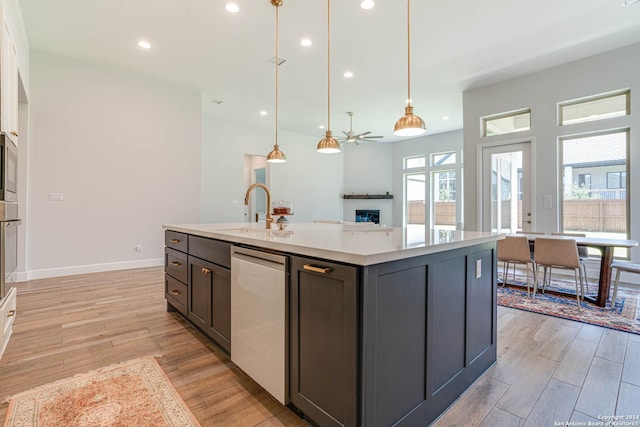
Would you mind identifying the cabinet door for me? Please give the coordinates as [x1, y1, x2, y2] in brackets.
[0, 17, 17, 144]
[188, 256, 231, 353]
[208, 265, 231, 353]
[290, 256, 358, 427]
[188, 256, 211, 332]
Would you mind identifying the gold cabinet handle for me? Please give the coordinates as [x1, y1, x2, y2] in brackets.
[303, 264, 331, 274]
[170, 290, 180, 296]
[202, 267, 211, 274]
[169, 239, 181, 243]
[7, 310, 16, 317]
[170, 261, 181, 267]
[10, 131, 17, 137]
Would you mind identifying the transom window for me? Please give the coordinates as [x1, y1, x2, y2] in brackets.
[405, 156, 426, 169]
[482, 109, 531, 137]
[559, 91, 630, 126]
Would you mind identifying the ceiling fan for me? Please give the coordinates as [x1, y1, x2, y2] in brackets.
[336, 112, 383, 145]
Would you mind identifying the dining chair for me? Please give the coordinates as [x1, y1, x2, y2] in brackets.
[497, 236, 536, 297]
[552, 232, 591, 293]
[533, 237, 583, 313]
[610, 261, 640, 308]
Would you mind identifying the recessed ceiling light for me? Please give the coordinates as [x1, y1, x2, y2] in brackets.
[442, 116, 450, 120]
[622, 0, 639, 5]
[361, 0, 375, 10]
[137, 40, 151, 49]
[225, 2, 239, 13]
[260, 111, 268, 116]
[300, 38, 312, 47]
[344, 71, 354, 78]
[319, 125, 326, 129]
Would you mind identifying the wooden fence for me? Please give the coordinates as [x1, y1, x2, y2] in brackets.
[409, 199, 626, 232]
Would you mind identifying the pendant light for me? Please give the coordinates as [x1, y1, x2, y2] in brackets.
[393, 0, 426, 137]
[316, 0, 341, 154]
[267, 0, 286, 163]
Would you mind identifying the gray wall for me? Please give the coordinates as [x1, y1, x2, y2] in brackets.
[26, 52, 202, 278]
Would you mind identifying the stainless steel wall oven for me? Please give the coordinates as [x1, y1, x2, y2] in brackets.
[0, 135, 20, 299]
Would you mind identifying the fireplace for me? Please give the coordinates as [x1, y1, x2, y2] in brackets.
[355, 209, 380, 224]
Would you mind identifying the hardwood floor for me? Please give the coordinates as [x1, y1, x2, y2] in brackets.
[1, 267, 638, 426]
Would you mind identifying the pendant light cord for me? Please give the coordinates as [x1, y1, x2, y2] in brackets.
[407, 0, 411, 106]
[275, 4, 279, 148]
[327, 0, 331, 131]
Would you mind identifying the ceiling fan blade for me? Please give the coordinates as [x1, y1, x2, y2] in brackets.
[363, 135, 383, 139]
[355, 131, 371, 137]
[342, 131, 349, 137]
[355, 140, 360, 146]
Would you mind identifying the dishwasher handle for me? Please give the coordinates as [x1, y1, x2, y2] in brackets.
[231, 246, 287, 271]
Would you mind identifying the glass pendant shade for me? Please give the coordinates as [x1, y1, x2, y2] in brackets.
[394, 105, 426, 136]
[267, 144, 286, 163]
[317, 130, 341, 154]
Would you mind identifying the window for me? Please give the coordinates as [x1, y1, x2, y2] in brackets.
[606, 171, 626, 189]
[559, 91, 630, 126]
[435, 171, 456, 201]
[431, 152, 456, 166]
[405, 156, 425, 169]
[578, 173, 591, 190]
[482, 110, 531, 137]
[561, 130, 629, 257]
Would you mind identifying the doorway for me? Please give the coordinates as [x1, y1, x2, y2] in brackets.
[480, 142, 533, 233]
[243, 154, 268, 223]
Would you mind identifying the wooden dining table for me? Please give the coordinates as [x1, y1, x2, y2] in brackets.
[516, 234, 638, 307]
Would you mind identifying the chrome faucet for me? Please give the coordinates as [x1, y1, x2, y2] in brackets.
[244, 183, 273, 229]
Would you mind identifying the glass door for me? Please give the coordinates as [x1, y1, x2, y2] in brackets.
[481, 142, 532, 233]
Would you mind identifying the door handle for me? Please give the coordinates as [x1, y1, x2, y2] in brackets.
[303, 264, 331, 274]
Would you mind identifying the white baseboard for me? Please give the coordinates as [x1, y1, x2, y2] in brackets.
[16, 258, 164, 282]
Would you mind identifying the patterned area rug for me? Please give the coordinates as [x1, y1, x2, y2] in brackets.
[3, 357, 200, 427]
[498, 275, 640, 335]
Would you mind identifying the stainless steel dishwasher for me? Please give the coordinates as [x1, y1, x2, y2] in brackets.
[230, 246, 288, 404]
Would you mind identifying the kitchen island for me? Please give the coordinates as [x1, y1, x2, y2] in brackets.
[163, 222, 502, 427]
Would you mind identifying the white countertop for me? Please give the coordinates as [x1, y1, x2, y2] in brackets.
[163, 222, 503, 266]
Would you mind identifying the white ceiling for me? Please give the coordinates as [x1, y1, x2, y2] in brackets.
[18, 0, 640, 143]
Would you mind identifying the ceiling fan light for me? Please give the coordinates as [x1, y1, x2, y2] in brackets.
[394, 105, 426, 136]
[317, 130, 342, 153]
[267, 144, 287, 163]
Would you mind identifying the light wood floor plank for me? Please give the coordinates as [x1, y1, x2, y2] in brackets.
[574, 356, 623, 419]
[621, 340, 640, 386]
[596, 329, 629, 364]
[616, 381, 640, 416]
[522, 379, 580, 427]
[552, 338, 598, 387]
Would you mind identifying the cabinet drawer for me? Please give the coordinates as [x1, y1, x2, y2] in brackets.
[165, 248, 187, 283]
[165, 274, 187, 316]
[188, 236, 231, 268]
[165, 231, 188, 253]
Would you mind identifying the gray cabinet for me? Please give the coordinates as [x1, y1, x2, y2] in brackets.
[289, 256, 359, 427]
[188, 255, 231, 353]
[164, 231, 231, 354]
